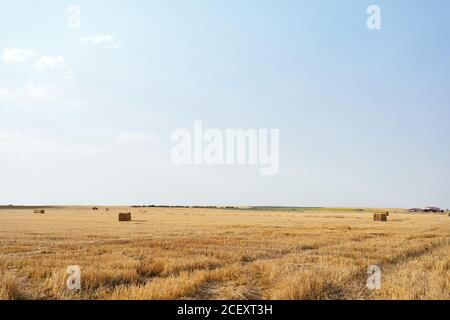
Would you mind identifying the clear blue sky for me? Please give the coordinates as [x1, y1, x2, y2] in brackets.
[1, 0, 449, 208]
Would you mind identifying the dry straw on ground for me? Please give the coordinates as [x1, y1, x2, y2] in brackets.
[0, 207, 449, 300]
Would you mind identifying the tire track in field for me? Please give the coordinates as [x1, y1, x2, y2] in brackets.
[185, 233, 395, 300]
[326, 239, 450, 300]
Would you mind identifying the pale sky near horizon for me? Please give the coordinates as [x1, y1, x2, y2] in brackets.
[1, 0, 449, 208]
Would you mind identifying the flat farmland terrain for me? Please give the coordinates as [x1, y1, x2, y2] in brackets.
[0, 207, 449, 300]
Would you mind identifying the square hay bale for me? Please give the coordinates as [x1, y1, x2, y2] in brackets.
[374, 213, 387, 222]
[118, 212, 132, 222]
[33, 209, 45, 214]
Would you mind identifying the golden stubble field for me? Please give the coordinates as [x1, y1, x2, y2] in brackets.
[0, 207, 449, 300]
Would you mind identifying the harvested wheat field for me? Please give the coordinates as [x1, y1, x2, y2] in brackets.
[0, 206, 449, 300]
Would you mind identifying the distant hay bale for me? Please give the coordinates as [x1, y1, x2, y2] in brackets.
[118, 212, 131, 222]
[374, 213, 387, 222]
[33, 209, 45, 214]
[105, 208, 109, 212]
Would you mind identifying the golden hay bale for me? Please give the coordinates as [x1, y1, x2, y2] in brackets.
[374, 213, 387, 222]
[118, 212, 132, 222]
[33, 209, 45, 214]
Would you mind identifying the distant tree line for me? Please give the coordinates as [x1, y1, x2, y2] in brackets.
[130, 205, 238, 209]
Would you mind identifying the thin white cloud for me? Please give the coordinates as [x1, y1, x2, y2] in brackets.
[0, 88, 21, 99]
[2, 49, 72, 81]
[2, 48, 38, 63]
[34, 56, 75, 81]
[0, 88, 13, 98]
[0, 131, 21, 140]
[116, 132, 161, 144]
[80, 35, 120, 49]
[61, 68, 76, 81]
[26, 82, 61, 100]
[0, 82, 62, 101]
[35, 55, 65, 69]
[0, 130, 103, 156]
